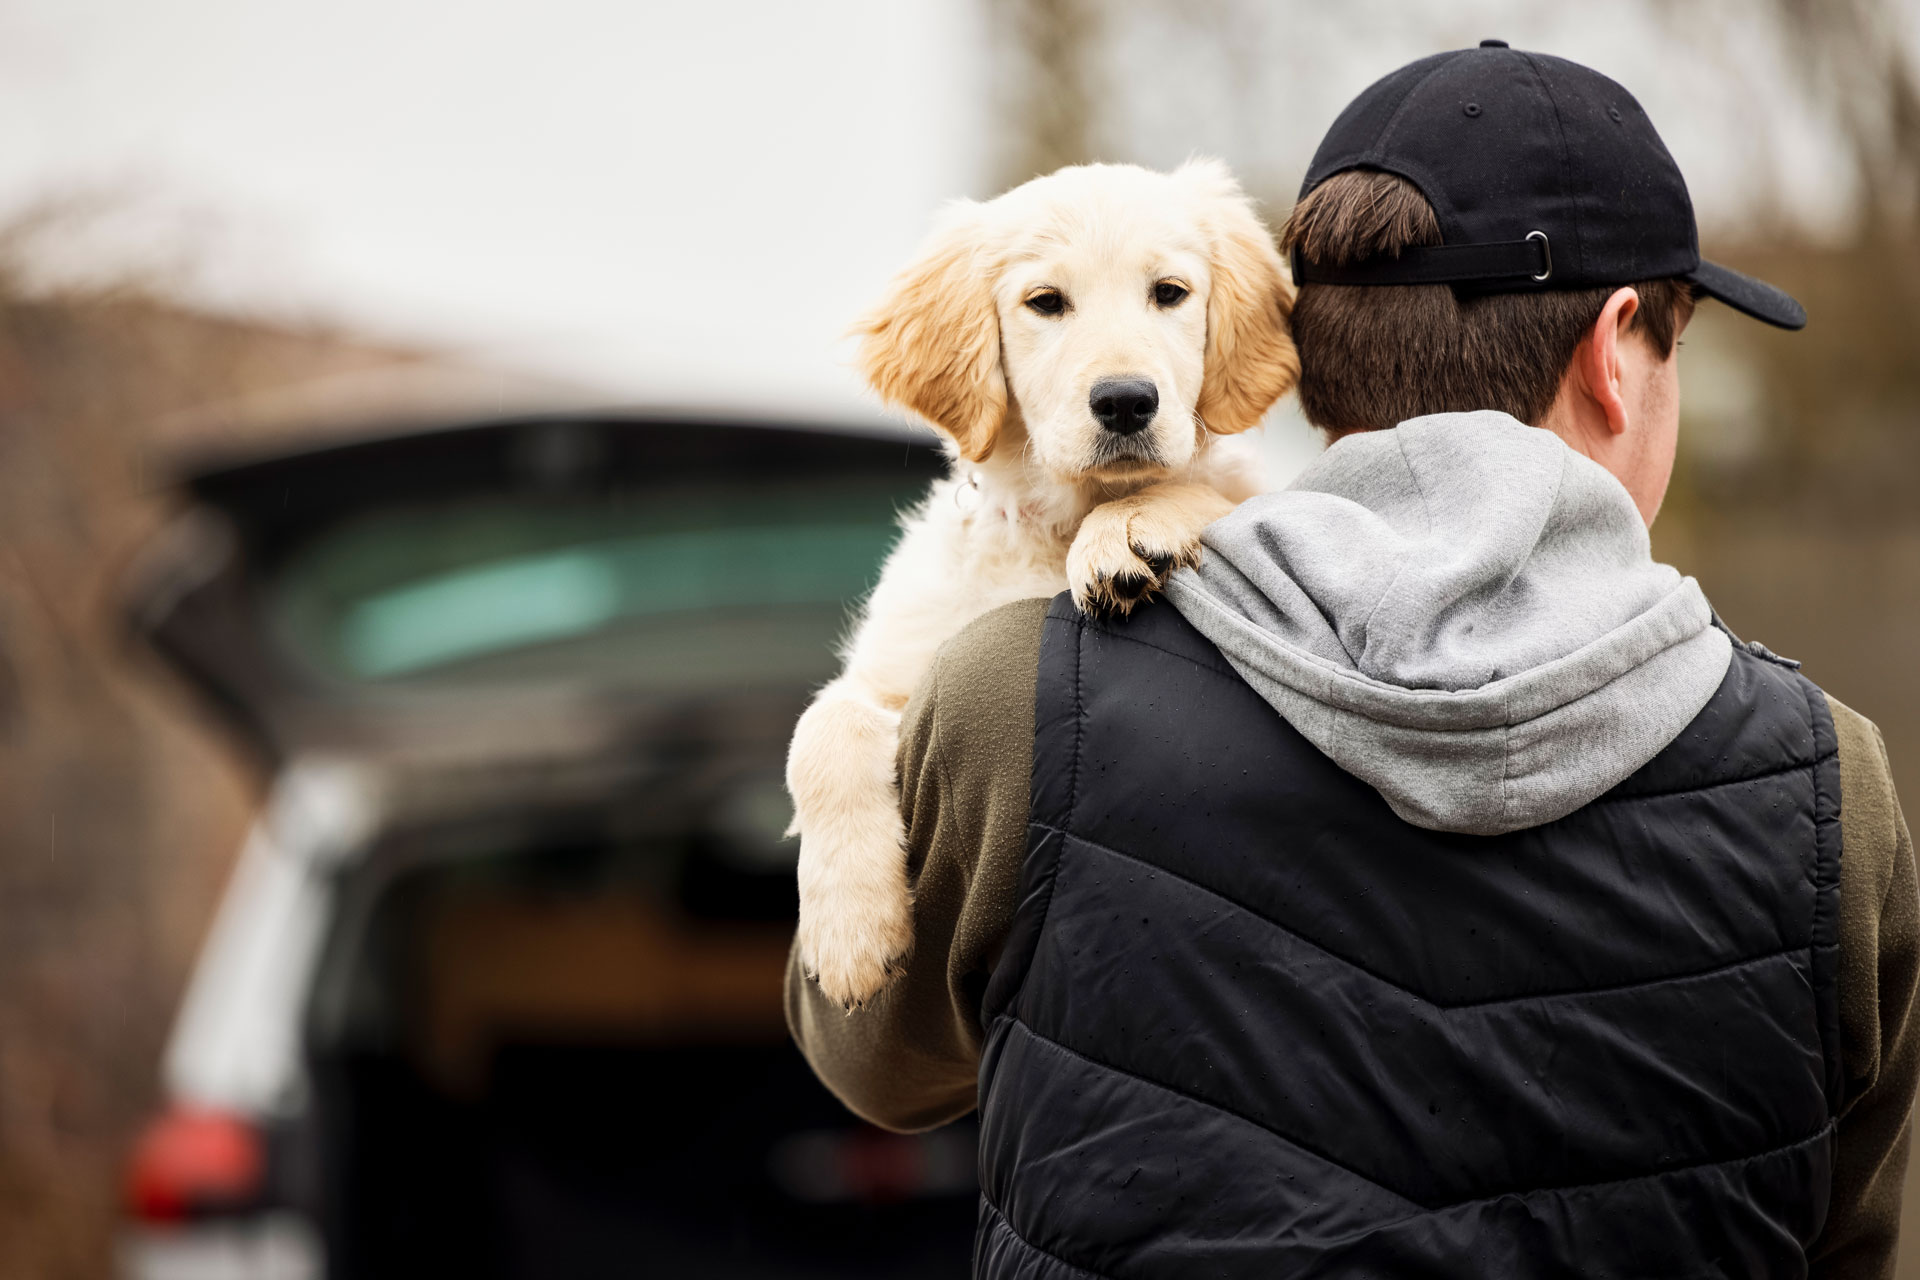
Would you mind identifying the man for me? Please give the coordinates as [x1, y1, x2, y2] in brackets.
[788, 42, 1918, 1278]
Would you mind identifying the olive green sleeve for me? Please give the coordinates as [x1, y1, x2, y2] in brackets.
[785, 597, 1049, 1132]
[1814, 696, 1920, 1280]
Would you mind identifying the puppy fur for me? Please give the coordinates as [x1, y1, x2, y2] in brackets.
[788, 160, 1298, 1007]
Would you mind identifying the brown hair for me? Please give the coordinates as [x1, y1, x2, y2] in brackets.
[1280, 169, 1693, 435]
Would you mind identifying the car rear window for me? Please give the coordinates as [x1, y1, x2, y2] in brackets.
[269, 480, 909, 690]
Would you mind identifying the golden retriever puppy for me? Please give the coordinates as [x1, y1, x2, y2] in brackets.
[788, 159, 1297, 1007]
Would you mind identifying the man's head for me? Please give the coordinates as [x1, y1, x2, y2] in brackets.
[1282, 169, 1695, 522]
[1285, 42, 1805, 525]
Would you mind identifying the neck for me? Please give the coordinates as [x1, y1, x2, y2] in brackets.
[1535, 398, 1605, 465]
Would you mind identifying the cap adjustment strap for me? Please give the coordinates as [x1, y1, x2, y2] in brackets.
[1292, 231, 1553, 287]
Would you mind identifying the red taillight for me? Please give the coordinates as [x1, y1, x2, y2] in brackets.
[768, 1126, 976, 1204]
[124, 1106, 265, 1224]
[826, 1129, 927, 1204]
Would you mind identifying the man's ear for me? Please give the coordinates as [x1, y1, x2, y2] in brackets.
[1180, 158, 1299, 437]
[853, 205, 1006, 462]
[1581, 286, 1641, 436]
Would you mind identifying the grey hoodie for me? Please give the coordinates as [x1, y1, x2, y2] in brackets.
[1165, 411, 1732, 836]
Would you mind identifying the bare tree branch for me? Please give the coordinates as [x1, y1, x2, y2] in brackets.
[984, 0, 1106, 188]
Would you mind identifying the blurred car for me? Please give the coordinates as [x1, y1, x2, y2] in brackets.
[116, 413, 975, 1279]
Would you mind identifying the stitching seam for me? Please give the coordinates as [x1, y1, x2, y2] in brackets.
[1058, 612, 1241, 680]
[1799, 671, 1846, 1114]
[1596, 754, 1834, 806]
[1012, 1018, 1421, 1206]
[1012, 1017, 1834, 1216]
[1523, 52, 1586, 269]
[1065, 617, 1085, 826]
[1041, 820, 1812, 1012]
[977, 1195, 1117, 1280]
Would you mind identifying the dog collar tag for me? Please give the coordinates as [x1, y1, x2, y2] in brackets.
[954, 472, 983, 513]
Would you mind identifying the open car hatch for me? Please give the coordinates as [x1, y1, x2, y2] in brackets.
[124, 414, 941, 767]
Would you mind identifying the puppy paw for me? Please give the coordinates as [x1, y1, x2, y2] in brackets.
[795, 826, 915, 1009]
[1069, 488, 1225, 616]
[796, 873, 913, 1009]
[1069, 542, 1178, 615]
[787, 687, 916, 1009]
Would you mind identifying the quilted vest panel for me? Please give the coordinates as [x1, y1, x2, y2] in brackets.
[976, 595, 1841, 1279]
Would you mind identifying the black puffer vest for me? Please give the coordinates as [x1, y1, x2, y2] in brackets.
[975, 595, 1841, 1279]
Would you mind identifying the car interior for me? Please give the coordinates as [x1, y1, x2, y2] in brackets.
[304, 771, 976, 1279]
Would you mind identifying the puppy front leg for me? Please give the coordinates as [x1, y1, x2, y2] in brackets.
[1068, 480, 1235, 615]
[787, 676, 914, 1009]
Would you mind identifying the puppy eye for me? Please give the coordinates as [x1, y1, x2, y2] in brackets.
[1024, 289, 1067, 316]
[1153, 280, 1190, 308]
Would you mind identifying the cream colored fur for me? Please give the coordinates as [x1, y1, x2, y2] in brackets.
[788, 160, 1298, 1007]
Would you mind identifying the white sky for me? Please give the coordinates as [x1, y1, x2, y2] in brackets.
[0, 0, 1898, 430]
[0, 0, 989, 419]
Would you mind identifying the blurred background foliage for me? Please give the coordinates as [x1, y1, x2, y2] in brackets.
[0, 231, 431, 1273]
[1, 0, 1916, 1275]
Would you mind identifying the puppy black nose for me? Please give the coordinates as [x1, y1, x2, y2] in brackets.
[1090, 378, 1159, 436]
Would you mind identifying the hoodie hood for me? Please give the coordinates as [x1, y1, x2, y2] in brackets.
[1165, 411, 1732, 836]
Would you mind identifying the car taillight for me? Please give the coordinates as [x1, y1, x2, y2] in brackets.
[768, 1126, 976, 1204]
[124, 1105, 265, 1224]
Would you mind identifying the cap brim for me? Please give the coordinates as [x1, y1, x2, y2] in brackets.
[1687, 259, 1806, 330]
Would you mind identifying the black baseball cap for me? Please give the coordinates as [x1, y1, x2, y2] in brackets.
[1293, 41, 1806, 330]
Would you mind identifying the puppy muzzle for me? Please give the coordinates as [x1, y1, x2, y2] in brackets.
[1087, 430, 1165, 471]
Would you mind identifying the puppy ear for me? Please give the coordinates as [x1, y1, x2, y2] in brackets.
[854, 205, 1006, 462]
[1181, 159, 1299, 437]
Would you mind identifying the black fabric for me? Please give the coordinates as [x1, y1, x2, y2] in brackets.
[1297, 44, 1806, 328]
[975, 595, 1841, 1279]
[1688, 259, 1811, 330]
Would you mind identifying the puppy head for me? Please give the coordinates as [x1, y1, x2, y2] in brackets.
[856, 159, 1297, 479]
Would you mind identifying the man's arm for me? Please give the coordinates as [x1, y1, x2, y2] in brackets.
[784, 597, 1047, 1131]
[1814, 697, 1920, 1280]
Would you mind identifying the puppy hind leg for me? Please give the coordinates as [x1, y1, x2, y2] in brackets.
[786, 681, 915, 1008]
